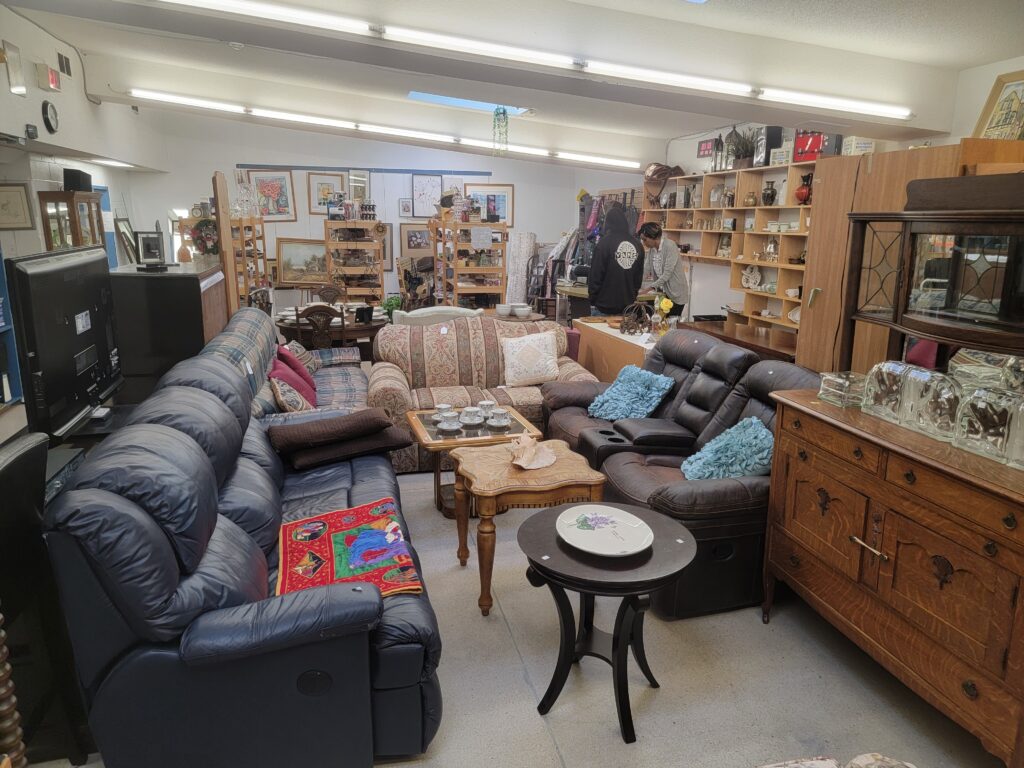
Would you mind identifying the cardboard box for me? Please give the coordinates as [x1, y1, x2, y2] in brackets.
[769, 147, 792, 166]
[842, 136, 877, 156]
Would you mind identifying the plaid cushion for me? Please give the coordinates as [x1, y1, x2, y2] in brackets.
[251, 380, 279, 418]
[315, 347, 362, 367]
[312, 364, 369, 412]
[285, 340, 322, 374]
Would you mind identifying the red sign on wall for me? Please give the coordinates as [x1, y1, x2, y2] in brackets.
[697, 138, 715, 158]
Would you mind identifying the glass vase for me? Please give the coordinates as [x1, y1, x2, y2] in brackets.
[953, 388, 1021, 463]
[861, 361, 911, 424]
[898, 367, 962, 441]
[818, 372, 866, 408]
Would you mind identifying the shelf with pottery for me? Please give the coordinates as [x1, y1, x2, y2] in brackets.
[430, 212, 508, 307]
[324, 219, 385, 305]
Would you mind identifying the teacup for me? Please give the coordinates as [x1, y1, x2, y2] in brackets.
[489, 407, 511, 426]
[785, 288, 801, 298]
[432, 403, 454, 422]
[439, 412, 461, 430]
[460, 406, 483, 424]
[478, 400, 496, 417]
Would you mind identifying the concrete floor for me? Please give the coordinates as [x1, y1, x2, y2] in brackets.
[38, 471, 1004, 768]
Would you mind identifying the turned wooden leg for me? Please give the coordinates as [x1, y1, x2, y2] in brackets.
[0, 606, 27, 768]
[455, 471, 470, 567]
[476, 496, 498, 616]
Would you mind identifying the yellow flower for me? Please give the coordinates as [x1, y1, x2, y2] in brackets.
[659, 297, 674, 314]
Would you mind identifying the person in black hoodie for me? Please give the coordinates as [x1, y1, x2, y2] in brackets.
[588, 205, 645, 315]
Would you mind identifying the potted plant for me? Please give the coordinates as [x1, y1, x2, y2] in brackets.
[730, 128, 758, 169]
[382, 295, 402, 321]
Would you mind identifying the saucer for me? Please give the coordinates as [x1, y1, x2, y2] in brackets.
[486, 419, 511, 430]
[437, 422, 463, 433]
[459, 416, 485, 427]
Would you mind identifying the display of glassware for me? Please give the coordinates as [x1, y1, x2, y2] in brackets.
[1010, 398, 1024, 469]
[953, 387, 1022, 463]
[818, 372, 866, 407]
[861, 361, 911, 423]
[898, 367, 963, 441]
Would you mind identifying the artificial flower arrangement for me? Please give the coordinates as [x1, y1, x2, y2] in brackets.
[189, 218, 219, 256]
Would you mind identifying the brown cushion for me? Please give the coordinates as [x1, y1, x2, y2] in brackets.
[268, 408, 391, 454]
[287, 426, 413, 470]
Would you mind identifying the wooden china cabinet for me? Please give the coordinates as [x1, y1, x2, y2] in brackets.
[765, 175, 1024, 768]
[37, 191, 105, 251]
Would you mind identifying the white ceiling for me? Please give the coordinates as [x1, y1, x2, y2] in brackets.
[568, 0, 1024, 69]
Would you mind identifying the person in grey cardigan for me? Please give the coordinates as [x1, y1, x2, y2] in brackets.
[639, 222, 689, 316]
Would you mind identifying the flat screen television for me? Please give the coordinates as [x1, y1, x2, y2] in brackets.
[5, 246, 122, 438]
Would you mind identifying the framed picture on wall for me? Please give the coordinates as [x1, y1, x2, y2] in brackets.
[398, 198, 413, 217]
[0, 183, 34, 230]
[412, 174, 442, 218]
[400, 222, 431, 262]
[277, 237, 329, 285]
[974, 69, 1024, 140]
[247, 169, 297, 223]
[2, 41, 26, 98]
[307, 172, 347, 215]
[464, 183, 514, 227]
[376, 222, 394, 272]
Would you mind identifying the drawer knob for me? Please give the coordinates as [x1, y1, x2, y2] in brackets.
[984, 541, 999, 557]
[853, 447, 864, 460]
[798, 449, 808, 462]
[792, 419, 802, 429]
[962, 680, 979, 701]
[789, 554, 801, 567]
[903, 469, 916, 485]
[1003, 513, 1018, 531]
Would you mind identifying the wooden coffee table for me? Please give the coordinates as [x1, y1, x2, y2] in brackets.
[405, 406, 542, 516]
[449, 439, 606, 616]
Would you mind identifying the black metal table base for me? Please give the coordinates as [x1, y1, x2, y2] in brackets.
[527, 566, 658, 743]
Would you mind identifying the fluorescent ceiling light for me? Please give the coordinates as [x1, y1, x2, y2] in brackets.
[408, 91, 528, 116]
[130, 88, 246, 113]
[357, 124, 456, 143]
[758, 88, 912, 119]
[459, 138, 549, 156]
[91, 158, 134, 168]
[171, 208, 190, 218]
[156, 0, 371, 35]
[250, 108, 356, 130]
[556, 152, 641, 169]
[384, 27, 575, 69]
[585, 60, 753, 96]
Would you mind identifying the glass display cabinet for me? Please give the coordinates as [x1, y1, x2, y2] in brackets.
[838, 174, 1024, 365]
[37, 191, 105, 251]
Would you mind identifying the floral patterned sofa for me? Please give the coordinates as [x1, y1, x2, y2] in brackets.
[369, 316, 596, 473]
[759, 754, 914, 768]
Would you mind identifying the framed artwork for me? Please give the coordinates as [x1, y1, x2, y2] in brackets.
[400, 222, 432, 262]
[307, 172, 347, 215]
[2, 41, 26, 97]
[0, 183, 34, 230]
[974, 70, 1024, 140]
[247, 169, 297, 223]
[464, 183, 514, 227]
[412, 174, 442, 218]
[277, 237, 329, 285]
[348, 170, 370, 202]
[398, 198, 413, 217]
[376, 222, 394, 272]
[114, 217, 137, 263]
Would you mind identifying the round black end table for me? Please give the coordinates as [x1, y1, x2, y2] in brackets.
[517, 503, 696, 743]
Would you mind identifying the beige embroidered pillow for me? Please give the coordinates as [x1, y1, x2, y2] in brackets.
[501, 331, 559, 387]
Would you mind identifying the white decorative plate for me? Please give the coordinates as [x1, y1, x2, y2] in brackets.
[556, 505, 654, 557]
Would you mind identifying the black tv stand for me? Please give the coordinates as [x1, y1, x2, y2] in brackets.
[70, 403, 136, 439]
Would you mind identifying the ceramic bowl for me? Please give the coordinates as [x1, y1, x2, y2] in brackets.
[512, 306, 532, 318]
[496, 304, 512, 316]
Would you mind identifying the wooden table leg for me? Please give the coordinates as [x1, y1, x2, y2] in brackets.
[477, 496, 498, 616]
[527, 566, 576, 715]
[611, 596, 640, 744]
[432, 452, 443, 512]
[455, 470, 470, 567]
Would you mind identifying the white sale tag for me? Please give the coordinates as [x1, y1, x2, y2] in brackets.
[440, 325, 449, 335]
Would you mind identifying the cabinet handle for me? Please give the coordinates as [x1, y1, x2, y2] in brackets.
[792, 419, 802, 430]
[962, 680, 979, 701]
[852, 447, 864, 460]
[849, 535, 890, 562]
[984, 541, 999, 557]
[816, 488, 832, 516]
[797, 449, 808, 462]
[788, 554, 801, 567]
[903, 469, 916, 485]
[1003, 512, 1018, 531]
[931, 555, 954, 590]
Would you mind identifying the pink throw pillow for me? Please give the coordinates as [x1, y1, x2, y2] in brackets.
[269, 358, 317, 407]
[277, 345, 317, 392]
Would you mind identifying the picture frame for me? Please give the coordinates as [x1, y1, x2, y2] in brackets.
[374, 222, 394, 272]
[463, 183, 514, 227]
[412, 174, 442, 218]
[247, 169, 297, 223]
[400, 222, 432, 262]
[114, 217, 137, 263]
[2, 41, 26, 97]
[0, 182, 34, 230]
[348, 169, 370, 202]
[973, 69, 1024, 140]
[277, 237, 329, 285]
[307, 172, 347, 216]
[398, 198, 414, 217]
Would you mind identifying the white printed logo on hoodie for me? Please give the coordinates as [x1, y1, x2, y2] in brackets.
[615, 241, 638, 270]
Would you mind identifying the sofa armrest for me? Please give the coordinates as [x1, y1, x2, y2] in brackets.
[259, 407, 358, 428]
[556, 356, 598, 383]
[648, 475, 772, 520]
[315, 347, 363, 367]
[180, 583, 383, 666]
[541, 380, 611, 411]
[367, 362, 414, 423]
[614, 419, 696, 449]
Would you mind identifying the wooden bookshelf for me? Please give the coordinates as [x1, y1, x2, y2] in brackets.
[430, 211, 508, 308]
[324, 220, 385, 305]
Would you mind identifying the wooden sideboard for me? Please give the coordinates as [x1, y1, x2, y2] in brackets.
[764, 389, 1024, 767]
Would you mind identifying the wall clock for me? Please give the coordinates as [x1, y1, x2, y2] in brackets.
[42, 100, 59, 134]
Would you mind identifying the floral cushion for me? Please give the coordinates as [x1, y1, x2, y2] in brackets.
[270, 379, 313, 412]
[284, 340, 322, 374]
[501, 331, 559, 387]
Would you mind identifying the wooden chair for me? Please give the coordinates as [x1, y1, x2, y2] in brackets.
[2, 754, 14, 768]
[314, 285, 343, 305]
[248, 287, 272, 316]
[297, 304, 344, 350]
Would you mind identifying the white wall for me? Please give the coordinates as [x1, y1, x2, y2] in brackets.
[947, 55, 1024, 142]
[126, 109, 640, 296]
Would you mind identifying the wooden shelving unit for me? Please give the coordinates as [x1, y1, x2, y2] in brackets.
[179, 215, 270, 302]
[643, 159, 815, 350]
[429, 211, 508, 307]
[324, 220, 385, 305]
